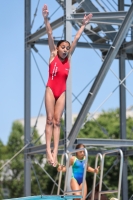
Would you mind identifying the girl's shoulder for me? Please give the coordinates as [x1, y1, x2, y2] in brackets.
[70, 156, 77, 165]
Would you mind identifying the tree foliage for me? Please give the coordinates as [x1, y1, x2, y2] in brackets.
[1, 121, 58, 199]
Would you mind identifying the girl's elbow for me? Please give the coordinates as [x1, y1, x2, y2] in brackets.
[75, 35, 80, 41]
[47, 31, 52, 36]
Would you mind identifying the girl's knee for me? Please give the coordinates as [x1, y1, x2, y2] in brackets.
[54, 117, 61, 127]
[46, 117, 53, 126]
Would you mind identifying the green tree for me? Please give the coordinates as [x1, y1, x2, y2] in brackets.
[0, 140, 8, 160]
[2, 121, 58, 198]
[0, 142, 4, 200]
[0, 140, 9, 199]
[2, 122, 25, 198]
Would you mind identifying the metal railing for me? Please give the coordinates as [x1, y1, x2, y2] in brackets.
[57, 148, 123, 200]
[64, 148, 88, 198]
[57, 152, 68, 195]
[98, 149, 123, 200]
[91, 153, 103, 200]
[57, 148, 88, 199]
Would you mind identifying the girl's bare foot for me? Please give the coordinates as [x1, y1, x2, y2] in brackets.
[46, 149, 54, 165]
[52, 150, 58, 167]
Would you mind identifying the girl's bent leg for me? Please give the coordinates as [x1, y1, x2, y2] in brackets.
[45, 87, 55, 165]
[53, 92, 65, 166]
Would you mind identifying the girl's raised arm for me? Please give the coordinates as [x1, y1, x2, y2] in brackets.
[42, 4, 56, 54]
[87, 165, 100, 174]
[68, 13, 92, 58]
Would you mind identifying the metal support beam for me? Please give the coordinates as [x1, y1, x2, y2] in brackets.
[118, 0, 128, 199]
[33, 39, 110, 50]
[67, 2, 133, 150]
[26, 138, 133, 155]
[125, 149, 133, 156]
[71, 11, 127, 19]
[119, 51, 126, 140]
[131, 0, 133, 41]
[33, 39, 133, 56]
[75, 0, 116, 41]
[64, 0, 72, 150]
[27, 148, 133, 156]
[75, 138, 133, 147]
[122, 40, 133, 50]
[88, 20, 133, 27]
[27, 17, 64, 43]
[119, 50, 128, 200]
[24, 0, 31, 196]
[69, 13, 133, 26]
[86, 19, 127, 26]
[64, 0, 72, 193]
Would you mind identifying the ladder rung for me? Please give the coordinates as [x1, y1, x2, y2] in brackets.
[99, 190, 118, 195]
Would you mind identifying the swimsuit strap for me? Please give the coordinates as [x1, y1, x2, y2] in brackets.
[72, 156, 85, 166]
[72, 156, 77, 166]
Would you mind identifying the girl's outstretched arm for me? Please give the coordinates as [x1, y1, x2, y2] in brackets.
[69, 13, 93, 57]
[42, 4, 56, 54]
[87, 166, 100, 174]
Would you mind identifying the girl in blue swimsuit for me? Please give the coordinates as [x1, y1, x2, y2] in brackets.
[57, 144, 100, 200]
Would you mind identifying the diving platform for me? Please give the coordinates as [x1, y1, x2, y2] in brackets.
[6, 195, 82, 200]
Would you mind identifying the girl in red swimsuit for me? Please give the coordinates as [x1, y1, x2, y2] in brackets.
[42, 4, 92, 167]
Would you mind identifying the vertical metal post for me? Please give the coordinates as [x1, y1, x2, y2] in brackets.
[118, 1, 128, 200]
[119, 50, 126, 139]
[64, 0, 72, 193]
[131, 0, 133, 40]
[119, 49, 128, 200]
[64, 0, 72, 151]
[24, 0, 31, 196]
[91, 153, 102, 200]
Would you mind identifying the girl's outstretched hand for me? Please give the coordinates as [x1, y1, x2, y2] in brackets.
[57, 164, 64, 172]
[95, 166, 100, 174]
[82, 13, 93, 25]
[42, 4, 49, 19]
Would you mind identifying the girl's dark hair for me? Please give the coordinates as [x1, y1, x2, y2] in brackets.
[57, 40, 70, 47]
[75, 143, 85, 149]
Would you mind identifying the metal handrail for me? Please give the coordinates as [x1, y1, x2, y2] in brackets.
[91, 153, 103, 200]
[63, 148, 88, 198]
[57, 153, 68, 195]
[98, 149, 123, 200]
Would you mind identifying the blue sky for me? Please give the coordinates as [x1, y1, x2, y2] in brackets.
[0, 0, 133, 145]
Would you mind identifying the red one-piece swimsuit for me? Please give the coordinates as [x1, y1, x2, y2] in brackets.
[46, 55, 70, 100]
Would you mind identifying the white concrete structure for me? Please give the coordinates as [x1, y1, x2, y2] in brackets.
[16, 107, 133, 144]
[17, 114, 79, 144]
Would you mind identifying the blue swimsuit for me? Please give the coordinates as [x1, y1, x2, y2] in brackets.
[71, 157, 85, 185]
